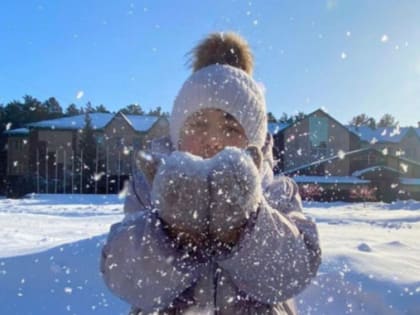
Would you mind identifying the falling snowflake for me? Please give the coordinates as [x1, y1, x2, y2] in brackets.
[6, 122, 12, 131]
[337, 150, 346, 159]
[93, 172, 105, 181]
[64, 287, 73, 294]
[400, 163, 408, 173]
[76, 91, 84, 99]
[118, 184, 129, 199]
[381, 34, 389, 43]
[341, 52, 347, 60]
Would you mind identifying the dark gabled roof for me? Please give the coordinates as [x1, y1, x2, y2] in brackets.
[276, 108, 360, 138]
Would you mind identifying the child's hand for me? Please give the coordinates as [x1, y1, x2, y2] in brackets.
[151, 151, 210, 244]
[208, 147, 262, 244]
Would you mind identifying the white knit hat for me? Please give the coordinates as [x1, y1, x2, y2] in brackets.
[170, 31, 268, 149]
[170, 64, 267, 148]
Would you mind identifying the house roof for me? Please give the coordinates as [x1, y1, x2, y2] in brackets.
[293, 175, 370, 184]
[352, 165, 402, 177]
[268, 122, 290, 135]
[24, 112, 162, 132]
[123, 114, 160, 132]
[3, 128, 30, 136]
[347, 125, 420, 144]
[400, 178, 420, 185]
[26, 113, 114, 130]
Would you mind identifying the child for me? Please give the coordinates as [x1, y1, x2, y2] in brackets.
[101, 32, 321, 315]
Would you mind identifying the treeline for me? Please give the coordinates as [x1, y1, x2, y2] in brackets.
[267, 111, 401, 128]
[0, 95, 168, 133]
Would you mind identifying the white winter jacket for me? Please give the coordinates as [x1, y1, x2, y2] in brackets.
[101, 135, 321, 314]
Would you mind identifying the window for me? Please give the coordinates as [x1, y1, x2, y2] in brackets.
[309, 116, 328, 158]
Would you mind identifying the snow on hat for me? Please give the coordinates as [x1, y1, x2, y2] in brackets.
[170, 32, 267, 148]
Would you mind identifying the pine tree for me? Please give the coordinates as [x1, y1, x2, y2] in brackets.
[79, 112, 96, 192]
[378, 113, 398, 128]
[349, 113, 376, 128]
[267, 112, 277, 123]
[65, 104, 80, 116]
[121, 104, 144, 115]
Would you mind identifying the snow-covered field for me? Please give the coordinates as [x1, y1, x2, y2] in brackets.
[0, 194, 419, 315]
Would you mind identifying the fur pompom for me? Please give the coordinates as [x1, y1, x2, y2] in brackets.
[190, 32, 254, 75]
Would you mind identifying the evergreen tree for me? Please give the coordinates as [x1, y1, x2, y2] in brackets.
[349, 113, 376, 128]
[22, 95, 46, 122]
[43, 97, 63, 119]
[121, 104, 144, 115]
[95, 104, 110, 113]
[279, 112, 289, 123]
[65, 103, 80, 116]
[4, 100, 25, 128]
[378, 113, 398, 128]
[84, 101, 94, 113]
[147, 106, 169, 117]
[79, 112, 97, 192]
[288, 111, 306, 123]
[267, 112, 277, 123]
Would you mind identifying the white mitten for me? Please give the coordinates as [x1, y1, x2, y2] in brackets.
[208, 147, 262, 242]
[151, 151, 211, 243]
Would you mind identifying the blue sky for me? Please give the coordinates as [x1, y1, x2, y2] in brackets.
[1, 0, 419, 126]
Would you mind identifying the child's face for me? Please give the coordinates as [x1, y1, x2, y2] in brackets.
[178, 109, 248, 158]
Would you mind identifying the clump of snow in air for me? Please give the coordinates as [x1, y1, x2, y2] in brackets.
[346, 31, 351, 37]
[76, 91, 84, 99]
[381, 34, 389, 43]
[370, 137, 378, 144]
[382, 147, 388, 155]
[340, 52, 347, 60]
[6, 122, 12, 131]
[93, 172, 105, 182]
[118, 183, 129, 199]
[337, 150, 346, 159]
[400, 163, 408, 173]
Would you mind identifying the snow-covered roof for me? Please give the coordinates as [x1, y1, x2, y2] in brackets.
[25, 113, 161, 132]
[400, 178, 420, 185]
[347, 125, 420, 143]
[124, 115, 160, 132]
[352, 165, 402, 177]
[3, 128, 29, 136]
[293, 175, 370, 184]
[268, 122, 289, 135]
[27, 113, 114, 130]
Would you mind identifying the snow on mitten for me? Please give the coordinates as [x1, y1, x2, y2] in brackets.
[208, 147, 262, 243]
[151, 151, 211, 244]
[135, 151, 165, 187]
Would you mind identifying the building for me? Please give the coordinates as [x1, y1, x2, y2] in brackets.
[269, 109, 420, 201]
[4, 112, 169, 195]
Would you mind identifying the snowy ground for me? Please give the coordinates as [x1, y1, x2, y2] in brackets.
[0, 194, 419, 315]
